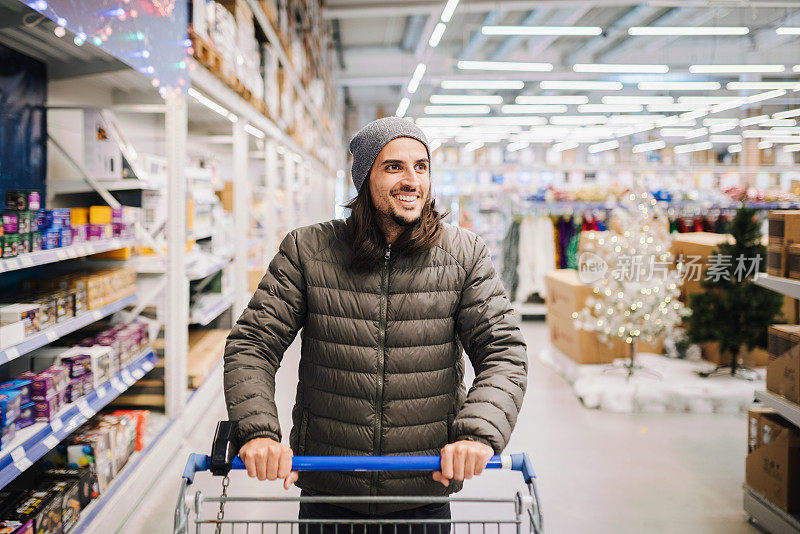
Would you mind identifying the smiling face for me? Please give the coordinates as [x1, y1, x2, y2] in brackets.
[367, 137, 431, 232]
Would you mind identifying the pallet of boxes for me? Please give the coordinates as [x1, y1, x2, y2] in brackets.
[670, 230, 800, 367]
[544, 258, 663, 364]
[746, 324, 800, 515]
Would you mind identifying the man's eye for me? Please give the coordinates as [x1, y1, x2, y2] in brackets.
[416, 164, 427, 170]
[387, 164, 399, 170]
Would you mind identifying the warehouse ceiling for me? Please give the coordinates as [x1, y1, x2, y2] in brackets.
[326, 0, 800, 148]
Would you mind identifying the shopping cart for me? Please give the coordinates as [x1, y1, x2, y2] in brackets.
[174, 422, 543, 534]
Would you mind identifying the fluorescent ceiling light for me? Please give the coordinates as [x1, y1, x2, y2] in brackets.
[689, 64, 785, 73]
[501, 104, 568, 114]
[765, 119, 797, 127]
[440, 0, 459, 22]
[430, 94, 503, 105]
[441, 80, 524, 90]
[632, 140, 666, 153]
[638, 81, 721, 91]
[708, 121, 739, 133]
[407, 63, 427, 94]
[603, 96, 674, 105]
[244, 124, 265, 138]
[678, 97, 740, 104]
[674, 141, 713, 154]
[758, 141, 774, 149]
[747, 89, 787, 104]
[574, 64, 668, 73]
[188, 88, 237, 121]
[647, 103, 707, 112]
[739, 115, 769, 127]
[553, 142, 579, 152]
[609, 114, 666, 124]
[464, 140, 484, 152]
[395, 97, 410, 117]
[728, 144, 742, 153]
[681, 109, 709, 120]
[708, 98, 747, 113]
[710, 135, 742, 143]
[506, 141, 530, 152]
[727, 82, 799, 90]
[578, 104, 643, 113]
[741, 130, 799, 138]
[770, 127, 800, 134]
[540, 81, 623, 90]
[458, 60, 553, 72]
[424, 105, 490, 114]
[784, 144, 800, 152]
[776, 27, 800, 35]
[628, 26, 749, 36]
[429, 23, 447, 47]
[550, 116, 608, 125]
[660, 128, 694, 137]
[774, 108, 800, 119]
[482, 26, 602, 36]
[416, 116, 547, 126]
[516, 95, 589, 105]
[588, 140, 619, 153]
[684, 127, 708, 139]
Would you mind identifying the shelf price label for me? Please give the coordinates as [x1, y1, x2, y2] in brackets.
[96, 387, 107, 399]
[20, 256, 34, 268]
[50, 419, 63, 433]
[77, 399, 94, 419]
[42, 436, 59, 450]
[56, 250, 68, 260]
[111, 378, 126, 393]
[132, 369, 144, 380]
[4, 348, 19, 361]
[13, 457, 32, 472]
[121, 370, 134, 386]
[45, 330, 58, 342]
[10, 447, 25, 463]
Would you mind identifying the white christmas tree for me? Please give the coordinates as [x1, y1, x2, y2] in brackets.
[574, 191, 690, 366]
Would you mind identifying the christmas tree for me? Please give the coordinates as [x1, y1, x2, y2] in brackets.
[574, 191, 690, 376]
[687, 206, 783, 378]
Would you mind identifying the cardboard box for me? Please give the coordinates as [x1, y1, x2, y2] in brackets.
[745, 414, 800, 512]
[701, 342, 771, 367]
[767, 244, 787, 277]
[248, 269, 263, 294]
[669, 233, 734, 300]
[768, 210, 800, 248]
[748, 407, 776, 453]
[216, 182, 234, 212]
[789, 244, 800, 280]
[767, 343, 800, 404]
[768, 325, 800, 360]
[187, 329, 230, 388]
[544, 270, 594, 320]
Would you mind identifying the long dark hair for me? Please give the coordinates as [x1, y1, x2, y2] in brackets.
[345, 182, 446, 272]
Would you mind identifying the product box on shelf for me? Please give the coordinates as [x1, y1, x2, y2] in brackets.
[0, 322, 25, 350]
[58, 347, 110, 388]
[0, 519, 33, 534]
[748, 406, 776, 453]
[39, 468, 94, 510]
[5, 191, 40, 212]
[0, 380, 32, 406]
[767, 243, 786, 277]
[768, 210, 800, 248]
[0, 391, 22, 429]
[66, 428, 114, 492]
[1, 235, 19, 258]
[2, 213, 18, 235]
[745, 413, 800, 512]
[38, 480, 80, 533]
[16, 403, 34, 431]
[789, 244, 800, 280]
[0, 305, 39, 336]
[1, 490, 61, 534]
[767, 341, 800, 404]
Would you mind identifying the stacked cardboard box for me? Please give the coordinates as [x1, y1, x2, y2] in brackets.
[767, 325, 800, 404]
[745, 407, 800, 512]
[768, 210, 800, 279]
[545, 270, 663, 364]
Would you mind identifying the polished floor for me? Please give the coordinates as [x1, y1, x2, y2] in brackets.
[129, 321, 758, 534]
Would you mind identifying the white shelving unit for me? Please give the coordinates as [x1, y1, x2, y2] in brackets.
[748, 274, 800, 532]
[0, 0, 342, 531]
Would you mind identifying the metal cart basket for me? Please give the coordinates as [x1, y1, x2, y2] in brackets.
[175, 423, 542, 534]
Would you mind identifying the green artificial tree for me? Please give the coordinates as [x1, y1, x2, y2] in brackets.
[687, 206, 783, 379]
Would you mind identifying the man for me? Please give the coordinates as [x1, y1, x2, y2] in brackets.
[223, 116, 528, 526]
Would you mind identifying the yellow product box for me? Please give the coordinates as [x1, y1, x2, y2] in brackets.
[71, 208, 89, 227]
[89, 206, 113, 225]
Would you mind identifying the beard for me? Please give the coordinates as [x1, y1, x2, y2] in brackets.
[390, 207, 422, 227]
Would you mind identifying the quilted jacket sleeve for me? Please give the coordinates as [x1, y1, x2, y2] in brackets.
[224, 230, 307, 445]
[452, 234, 528, 453]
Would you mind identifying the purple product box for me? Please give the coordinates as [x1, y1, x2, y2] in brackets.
[52, 208, 71, 229]
[71, 225, 88, 244]
[38, 210, 51, 230]
[111, 208, 124, 224]
[16, 402, 34, 430]
[31, 373, 57, 401]
[66, 379, 82, 403]
[43, 229, 60, 250]
[60, 354, 90, 378]
[30, 232, 42, 252]
[28, 192, 40, 211]
[86, 225, 104, 241]
[0, 379, 32, 405]
[2, 213, 18, 234]
[111, 223, 124, 238]
[60, 227, 72, 247]
[81, 374, 94, 396]
[34, 395, 59, 422]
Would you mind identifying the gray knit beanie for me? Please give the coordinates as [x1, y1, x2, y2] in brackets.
[349, 117, 430, 192]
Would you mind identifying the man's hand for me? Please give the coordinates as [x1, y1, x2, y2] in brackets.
[432, 440, 494, 487]
[239, 437, 298, 489]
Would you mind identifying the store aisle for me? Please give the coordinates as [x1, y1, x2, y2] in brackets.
[131, 322, 756, 534]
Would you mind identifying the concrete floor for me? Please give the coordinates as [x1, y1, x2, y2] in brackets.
[128, 321, 759, 534]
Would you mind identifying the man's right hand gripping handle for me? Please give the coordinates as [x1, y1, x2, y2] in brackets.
[238, 437, 298, 489]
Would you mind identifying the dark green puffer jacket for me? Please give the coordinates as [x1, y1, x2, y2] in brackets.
[223, 219, 527, 512]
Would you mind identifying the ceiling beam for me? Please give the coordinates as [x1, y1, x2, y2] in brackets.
[401, 14, 428, 51]
[459, 9, 501, 60]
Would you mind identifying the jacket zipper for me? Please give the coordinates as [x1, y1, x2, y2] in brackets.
[371, 244, 391, 504]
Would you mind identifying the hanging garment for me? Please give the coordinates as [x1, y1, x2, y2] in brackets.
[693, 216, 704, 232]
[501, 219, 521, 301]
[551, 216, 561, 269]
[516, 216, 557, 302]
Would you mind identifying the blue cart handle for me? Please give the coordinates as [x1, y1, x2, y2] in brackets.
[182, 453, 535, 485]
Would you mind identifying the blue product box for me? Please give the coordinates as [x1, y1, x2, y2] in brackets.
[16, 402, 34, 431]
[60, 227, 72, 248]
[0, 379, 32, 405]
[43, 229, 61, 250]
[0, 391, 22, 427]
[39, 210, 52, 230]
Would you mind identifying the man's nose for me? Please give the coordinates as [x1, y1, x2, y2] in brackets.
[398, 167, 421, 189]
